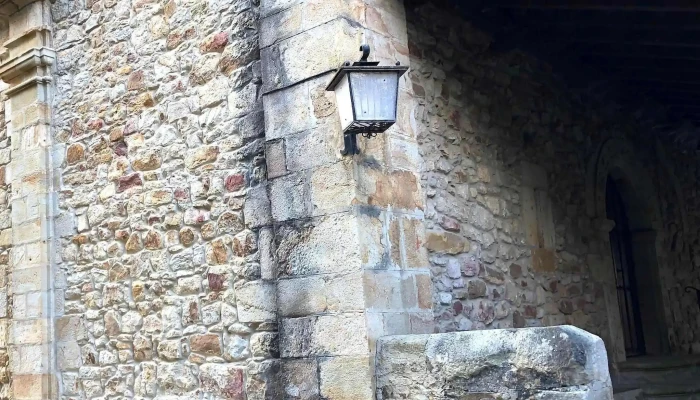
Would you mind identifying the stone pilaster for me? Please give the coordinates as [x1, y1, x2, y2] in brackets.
[0, 1, 57, 399]
[259, 0, 433, 398]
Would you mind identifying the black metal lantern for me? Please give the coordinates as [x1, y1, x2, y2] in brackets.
[326, 45, 408, 155]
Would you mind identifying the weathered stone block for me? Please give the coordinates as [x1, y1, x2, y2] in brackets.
[261, 18, 360, 92]
[277, 272, 363, 317]
[244, 185, 272, 228]
[236, 281, 276, 322]
[280, 358, 320, 399]
[278, 214, 361, 276]
[270, 171, 311, 221]
[280, 314, 368, 358]
[376, 326, 613, 399]
[319, 356, 372, 400]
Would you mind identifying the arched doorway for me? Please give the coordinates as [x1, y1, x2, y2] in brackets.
[604, 171, 669, 357]
[606, 176, 645, 356]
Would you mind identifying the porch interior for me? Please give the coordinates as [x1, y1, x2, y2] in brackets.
[425, 1, 700, 398]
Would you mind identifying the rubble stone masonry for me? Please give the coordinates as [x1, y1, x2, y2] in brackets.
[51, 0, 273, 398]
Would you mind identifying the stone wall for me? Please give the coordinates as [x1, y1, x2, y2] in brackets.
[50, 0, 277, 398]
[0, 89, 11, 400]
[406, 0, 700, 357]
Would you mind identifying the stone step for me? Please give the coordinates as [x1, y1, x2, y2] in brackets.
[643, 382, 700, 400]
[614, 383, 700, 400]
[614, 356, 700, 389]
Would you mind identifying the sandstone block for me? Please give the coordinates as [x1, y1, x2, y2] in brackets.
[280, 314, 368, 358]
[236, 281, 276, 322]
[319, 356, 372, 400]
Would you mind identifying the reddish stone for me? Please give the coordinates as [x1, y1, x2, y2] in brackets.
[513, 311, 525, 328]
[200, 32, 229, 53]
[87, 119, 104, 131]
[117, 173, 143, 192]
[523, 305, 537, 318]
[208, 273, 226, 291]
[461, 259, 480, 277]
[174, 188, 190, 201]
[452, 301, 463, 315]
[200, 366, 244, 399]
[127, 70, 144, 91]
[439, 215, 461, 232]
[472, 300, 495, 324]
[225, 174, 245, 192]
[114, 141, 128, 157]
[559, 300, 574, 315]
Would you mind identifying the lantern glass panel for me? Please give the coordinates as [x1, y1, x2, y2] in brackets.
[334, 74, 354, 131]
[349, 71, 399, 122]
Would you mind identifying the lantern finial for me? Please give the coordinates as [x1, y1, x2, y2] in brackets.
[359, 44, 370, 62]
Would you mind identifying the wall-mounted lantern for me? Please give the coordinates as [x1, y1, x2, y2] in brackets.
[326, 45, 408, 155]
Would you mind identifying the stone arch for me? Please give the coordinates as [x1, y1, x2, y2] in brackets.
[587, 138, 670, 360]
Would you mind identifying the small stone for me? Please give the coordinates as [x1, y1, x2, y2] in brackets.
[199, 364, 245, 399]
[206, 239, 228, 264]
[127, 70, 144, 90]
[200, 32, 228, 53]
[109, 127, 124, 142]
[143, 230, 162, 250]
[157, 339, 181, 361]
[467, 279, 487, 299]
[134, 335, 153, 361]
[461, 259, 480, 277]
[439, 215, 461, 232]
[179, 227, 196, 246]
[185, 146, 219, 169]
[218, 212, 244, 234]
[66, 144, 85, 165]
[132, 150, 162, 171]
[225, 174, 245, 192]
[446, 259, 461, 279]
[250, 332, 278, 358]
[223, 335, 249, 361]
[509, 263, 523, 278]
[144, 189, 173, 206]
[426, 231, 470, 254]
[117, 173, 143, 192]
[125, 232, 143, 253]
[201, 222, 217, 240]
[190, 334, 221, 356]
[104, 311, 121, 336]
[232, 230, 256, 257]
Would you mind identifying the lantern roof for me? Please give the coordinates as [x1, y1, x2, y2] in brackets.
[326, 45, 408, 91]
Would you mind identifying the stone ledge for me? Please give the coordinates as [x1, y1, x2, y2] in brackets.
[375, 325, 614, 400]
[0, 46, 55, 82]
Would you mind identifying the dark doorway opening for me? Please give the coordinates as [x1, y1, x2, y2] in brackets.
[606, 176, 646, 357]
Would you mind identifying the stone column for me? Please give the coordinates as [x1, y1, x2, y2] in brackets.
[258, 0, 433, 398]
[0, 1, 57, 399]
